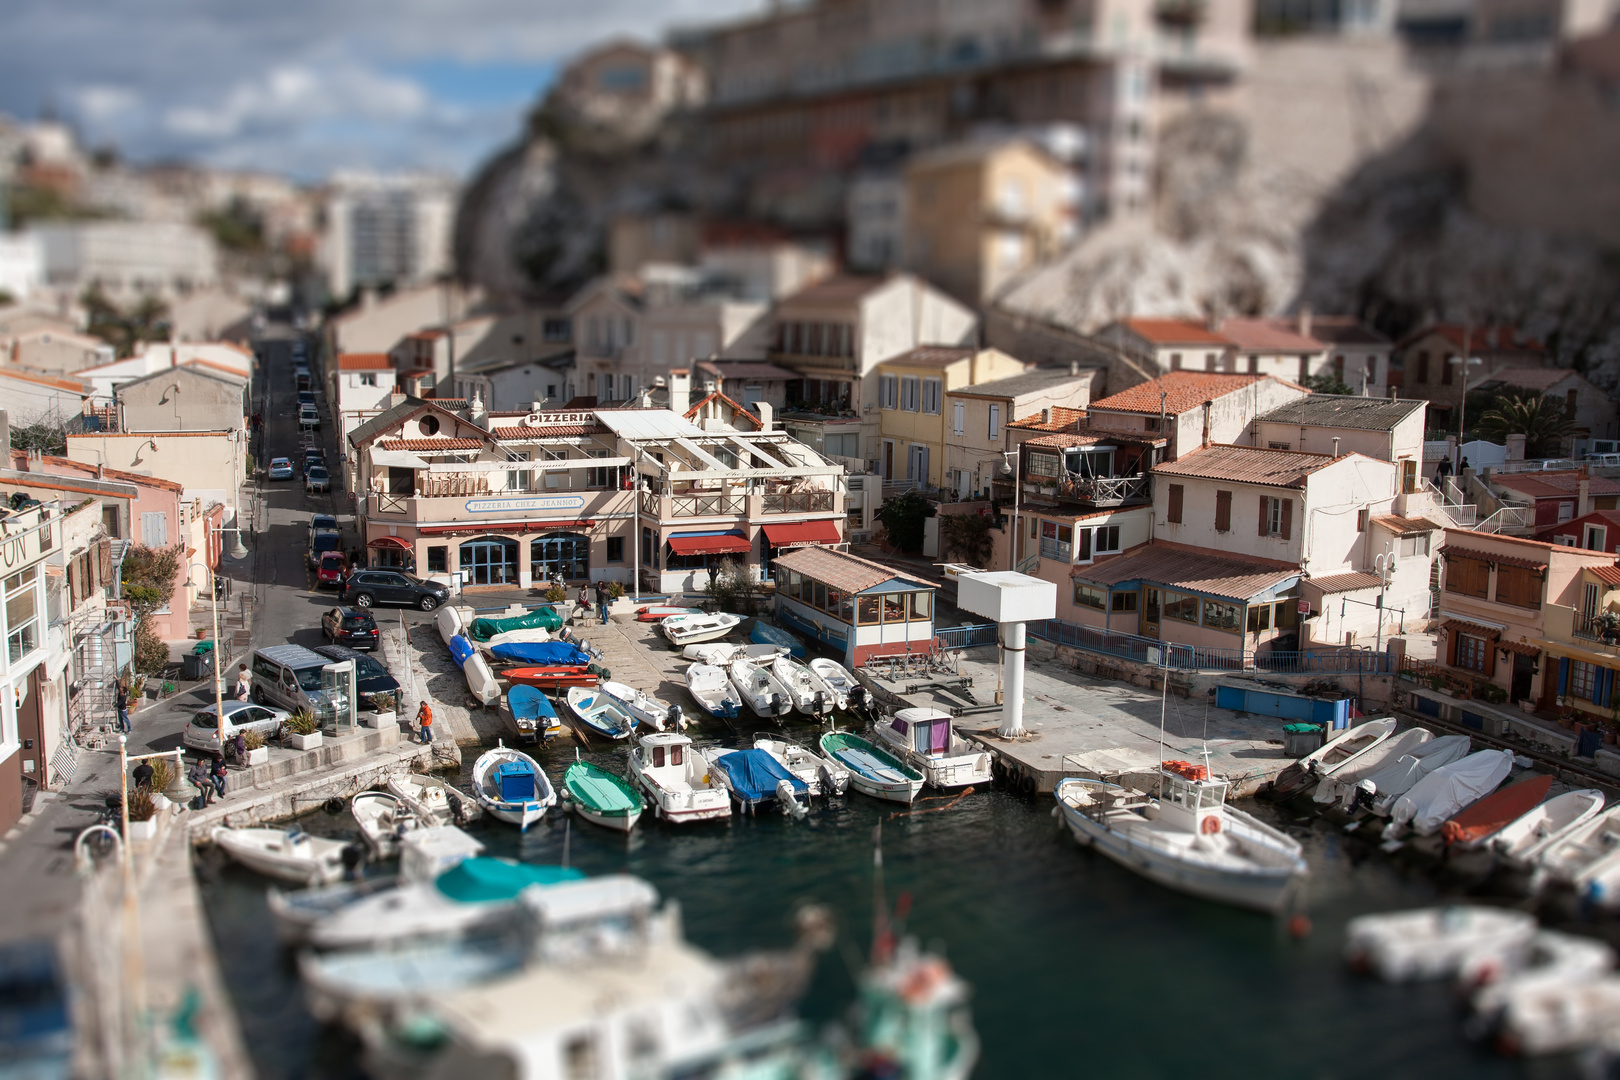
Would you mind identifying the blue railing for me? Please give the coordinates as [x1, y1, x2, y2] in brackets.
[934, 623, 998, 650]
[1028, 619, 1389, 673]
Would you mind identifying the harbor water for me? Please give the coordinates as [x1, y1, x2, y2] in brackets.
[198, 730, 1601, 1079]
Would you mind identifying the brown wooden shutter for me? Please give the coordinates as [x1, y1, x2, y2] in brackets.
[1215, 491, 1231, 533]
[1258, 496, 1269, 536]
[1281, 499, 1293, 540]
[1168, 484, 1183, 524]
[1447, 627, 1459, 666]
[1484, 635, 1497, 678]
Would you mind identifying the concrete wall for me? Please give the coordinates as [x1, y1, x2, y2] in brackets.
[65, 432, 241, 522]
[1253, 407, 1425, 463]
[118, 367, 245, 434]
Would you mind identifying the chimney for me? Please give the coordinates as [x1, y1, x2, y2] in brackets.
[1332, 436, 1340, 457]
[1388, 385, 1397, 400]
[467, 390, 486, 428]
[1297, 305, 1313, 339]
[1041, 407, 1051, 424]
[669, 370, 691, 417]
[756, 401, 774, 433]
[1505, 433, 1527, 462]
[1580, 474, 1593, 517]
[1201, 400, 1211, 448]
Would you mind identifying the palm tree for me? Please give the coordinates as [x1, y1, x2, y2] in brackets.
[1473, 394, 1579, 458]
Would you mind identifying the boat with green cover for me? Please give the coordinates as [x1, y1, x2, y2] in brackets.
[468, 607, 563, 641]
[563, 759, 646, 833]
[821, 730, 924, 805]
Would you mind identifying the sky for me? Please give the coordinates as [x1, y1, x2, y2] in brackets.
[0, 0, 765, 182]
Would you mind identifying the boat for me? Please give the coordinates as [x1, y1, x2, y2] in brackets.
[685, 663, 742, 724]
[729, 657, 794, 720]
[350, 791, 423, 859]
[872, 707, 993, 790]
[1496, 976, 1620, 1056]
[749, 620, 804, 658]
[706, 747, 810, 815]
[1343, 906, 1538, 982]
[636, 604, 700, 622]
[1266, 718, 1396, 801]
[1314, 727, 1435, 806]
[1384, 749, 1514, 839]
[806, 658, 857, 711]
[445, 634, 500, 706]
[210, 826, 351, 887]
[770, 654, 832, 715]
[488, 640, 590, 667]
[820, 730, 924, 805]
[1054, 764, 1308, 914]
[563, 686, 636, 741]
[434, 606, 464, 650]
[661, 611, 742, 646]
[306, 856, 586, 951]
[1354, 734, 1473, 815]
[562, 758, 645, 832]
[482, 627, 552, 650]
[387, 772, 478, 827]
[683, 642, 786, 665]
[1441, 774, 1553, 849]
[448, 633, 475, 668]
[300, 925, 531, 1022]
[1459, 930, 1615, 1038]
[1494, 788, 1606, 869]
[502, 685, 562, 744]
[601, 679, 682, 731]
[468, 608, 563, 641]
[1534, 805, 1620, 889]
[502, 666, 600, 691]
[626, 732, 732, 823]
[754, 734, 850, 796]
[470, 743, 556, 831]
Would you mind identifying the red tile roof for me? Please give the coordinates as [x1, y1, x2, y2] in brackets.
[1089, 372, 1266, 416]
[1296, 316, 1390, 346]
[1218, 318, 1323, 353]
[1152, 444, 1342, 488]
[685, 391, 761, 429]
[1119, 318, 1231, 346]
[1590, 564, 1620, 585]
[1401, 324, 1545, 353]
[1071, 544, 1297, 601]
[770, 545, 933, 593]
[1492, 472, 1620, 498]
[378, 438, 485, 452]
[1371, 514, 1443, 535]
[8, 453, 185, 493]
[489, 424, 606, 440]
[1024, 432, 1114, 449]
[338, 353, 393, 370]
[1308, 571, 1383, 593]
[0, 366, 89, 394]
[1008, 406, 1085, 432]
[1444, 546, 1550, 571]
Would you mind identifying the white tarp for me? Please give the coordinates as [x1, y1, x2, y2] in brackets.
[1362, 734, 1471, 802]
[370, 447, 432, 469]
[1391, 749, 1515, 835]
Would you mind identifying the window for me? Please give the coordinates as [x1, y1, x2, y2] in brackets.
[1356, 508, 1368, 532]
[1456, 632, 1488, 673]
[1169, 352, 1181, 370]
[825, 432, 859, 457]
[1495, 565, 1544, 609]
[1215, 490, 1231, 533]
[1167, 484, 1184, 524]
[1441, 353, 1454, 385]
[1111, 591, 1137, 613]
[910, 591, 932, 621]
[1144, 587, 1161, 623]
[1267, 441, 1291, 451]
[858, 596, 881, 624]
[880, 375, 898, 410]
[1040, 521, 1072, 561]
[1445, 555, 1490, 597]
[1093, 526, 1121, 553]
[1415, 351, 1430, 383]
[5, 566, 39, 664]
[1559, 502, 1575, 523]
[506, 451, 531, 493]
[586, 450, 612, 489]
[427, 546, 447, 573]
[1260, 496, 1292, 539]
[952, 400, 965, 436]
[900, 376, 919, 411]
[1569, 659, 1599, 698]
[1400, 534, 1430, 557]
[1247, 603, 1272, 633]
[358, 373, 377, 387]
[921, 378, 941, 415]
[642, 527, 655, 569]
[1027, 451, 1060, 478]
[1074, 583, 1106, 609]
[606, 537, 624, 563]
[1203, 599, 1241, 633]
[1163, 590, 1200, 624]
[1586, 525, 1607, 551]
[1204, 353, 1217, 372]
[988, 405, 1000, 439]
[881, 593, 906, 623]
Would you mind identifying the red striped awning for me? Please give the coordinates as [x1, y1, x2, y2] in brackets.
[667, 533, 751, 556]
[762, 520, 841, 549]
[367, 536, 411, 549]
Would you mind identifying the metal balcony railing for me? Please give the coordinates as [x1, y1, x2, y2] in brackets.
[1574, 613, 1620, 647]
[762, 490, 834, 514]
[663, 492, 747, 518]
[1057, 472, 1150, 505]
[1475, 505, 1533, 534]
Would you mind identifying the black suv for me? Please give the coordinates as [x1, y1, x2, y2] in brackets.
[342, 569, 449, 611]
[321, 606, 379, 649]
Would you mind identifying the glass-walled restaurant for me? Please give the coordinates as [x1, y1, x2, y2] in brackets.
[771, 546, 936, 667]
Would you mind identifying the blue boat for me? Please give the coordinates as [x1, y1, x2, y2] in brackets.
[448, 634, 475, 669]
[749, 621, 804, 659]
[504, 685, 561, 744]
[491, 640, 591, 667]
[708, 748, 809, 814]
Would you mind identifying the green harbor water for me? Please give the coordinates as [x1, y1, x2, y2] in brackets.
[197, 727, 1600, 1079]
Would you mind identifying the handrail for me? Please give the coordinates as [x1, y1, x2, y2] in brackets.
[1475, 505, 1533, 534]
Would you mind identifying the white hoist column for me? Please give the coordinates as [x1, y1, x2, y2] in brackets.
[1000, 620, 1027, 737]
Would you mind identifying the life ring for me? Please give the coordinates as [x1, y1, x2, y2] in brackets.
[1200, 815, 1222, 835]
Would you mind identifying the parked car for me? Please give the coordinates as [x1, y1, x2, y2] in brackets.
[183, 699, 290, 752]
[297, 391, 315, 407]
[299, 405, 320, 428]
[268, 457, 293, 481]
[315, 644, 401, 710]
[303, 450, 325, 474]
[308, 514, 338, 546]
[249, 644, 340, 716]
[308, 529, 342, 569]
[316, 550, 348, 588]
[0, 940, 72, 1077]
[1587, 453, 1620, 468]
[342, 569, 449, 611]
[305, 466, 331, 493]
[321, 606, 379, 649]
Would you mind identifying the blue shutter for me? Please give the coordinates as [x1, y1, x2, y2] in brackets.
[1559, 658, 1570, 696]
[1593, 665, 1606, 707]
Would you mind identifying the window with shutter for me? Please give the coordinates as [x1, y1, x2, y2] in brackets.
[141, 511, 167, 548]
[1444, 556, 1490, 598]
[1167, 484, 1184, 524]
[1281, 498, 1292, 540]
[1215, 490, 1231, 532]
[988, 405, 1000, 439]
[952, 400, 964, 435]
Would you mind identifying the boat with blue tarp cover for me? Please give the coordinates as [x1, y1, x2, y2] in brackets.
[749, 620, 804, 658]
[503, 685, 561, 744]
[448, 634, 475, 668]
[490, 640, 590, 667]
[471, 743, 556, 831]
[707, 747, 809, 813]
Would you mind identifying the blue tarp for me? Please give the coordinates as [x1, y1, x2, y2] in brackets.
[449, 634, 475, 669]
[491, 641, 590, 666]
[712, 748, 807, 804]
[493, 760, 537, 801]
[506, 685, 557, 722]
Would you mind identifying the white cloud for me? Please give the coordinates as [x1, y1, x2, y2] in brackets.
[162, 64, 435, 140]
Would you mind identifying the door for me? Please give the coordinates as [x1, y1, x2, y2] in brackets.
[377, 572, 410, 601]
[1140, 587, 1160, 638]
[1511, 653, 1535, 704]
[882, 441, 895, 481]
[1401, 459, 1417, 494]
[908, 444, 929, 485]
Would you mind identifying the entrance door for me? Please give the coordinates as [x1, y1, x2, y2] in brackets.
[1511, 653, 1536, 704]
[529, 532, 589, 582]
[908, 444, 929, 485]
[882, 441, 895, 480]
[1140, 587, 1160, 638]
[459, 538, 519, 585]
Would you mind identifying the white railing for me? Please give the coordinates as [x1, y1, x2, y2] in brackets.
[1493, 458, 1579, 475]
[1058, 472, 1150, 504]
[1475, 505, 1534, 534]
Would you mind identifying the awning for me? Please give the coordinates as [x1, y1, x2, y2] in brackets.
[1443, 617, 1503, 639]
[667, 532, 751, 556]
[368, 536, 411, 550]
[763, 520, 841, 549]
[371, 448, 431, 469]
[1497, 639, 1541, 657]
[1444, 546, 1549, 572]
[416, 520, 595, 536]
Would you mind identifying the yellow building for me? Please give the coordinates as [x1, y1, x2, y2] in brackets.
[876, 347, 1027, 487]
[904, 139, 1077, 304]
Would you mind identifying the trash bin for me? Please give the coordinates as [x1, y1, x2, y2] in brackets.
[1282, 722, 1324, 758]
[182, 650, 215, 682]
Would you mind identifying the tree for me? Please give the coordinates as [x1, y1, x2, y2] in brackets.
[9, 419, 67, 455]
[1303, 373, 1356, 396]
[703, 556, 762, 616]
[938, 512, 995, 568]
[873, 490, 934, 554]
[1473, 393, 1579, 458]
[121, 545, 182, 675]
[83, 285, 170, 358]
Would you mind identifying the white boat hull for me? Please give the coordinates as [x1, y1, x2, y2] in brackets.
[464, 652, 499, 706]
[574, 803, 642, 833]
[627, 736, 732, 824]
[662, 613, 742, 647]
[472, 746, 556, 833]
[211, 827, 348, 887]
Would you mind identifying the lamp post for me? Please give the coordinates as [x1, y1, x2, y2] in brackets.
[1373, 542, 1394, 658]
[187, 525, 246, 754]
[1448, 348, 1484, 475]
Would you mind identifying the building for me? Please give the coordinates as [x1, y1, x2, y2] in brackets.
[329, 353, 401, 446]
[320, 172, 457, 300]
[73, 342, 253, 406]
[65, 430, 248, 527]
[903, 138, 1078, 304]
[326, 282, 474, 358]
[30, 220, 219, 301]
[875, 347, 1028, 486]
[1536, 508, 1620, 551]
[0, 233, 44, 300]
[1085, 371, 1309, 460]
[1489, 471, 1620, 529]
[1094, 318, 1234, 376]
[1252, 394, 1429, 486]
[691, 361, 799, 412]
[943, 366, 1097, 500]
[1306, 316, 1393, 397]
[771, 546, 937, 668]
[0, 368, 90, 429]
[846, 172, 907, 271]
[1476, 366, 1618, 450]
[115, 363, 247, 434]
[0, 501, 60, 832]
[5, 328, 110, 375]
[1391, 324, 1548, 429]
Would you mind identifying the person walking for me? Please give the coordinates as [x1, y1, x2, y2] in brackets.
[211, 755, 228, 800]
[115, 680, 131, 733]
[1435, 456, 1452, 483]
[233, 663, 251, 701]
[416, 700, 434, 745]
[232, 730, 247, 766]
[131, 758, 154, 793]
[188, 756, 214, 808]
[594, 580, 609, 625]
[1459, 456, 1470, 473]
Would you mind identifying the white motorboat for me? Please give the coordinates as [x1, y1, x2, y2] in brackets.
[1267, 718, 1396, 801]
[387, 772, 476, 827]
[464, 650, 500, 707]
[211, 826, 351, 887]
[728, 657, 793, 720]
[1495, 788, 1606, 869]
[753, 734, 849, 796]
[662, 612, 742, 647]
[806, 658, 857, 711]
[1343, 906, 1537, 982]
[1356, 734, 1473, 815]
[703, 747, 810, 815]
[434, 605, 465, 650]
[350, 790, 423, 859]
[601, 679, 682, 732]
[1054, 762, 1308, 914]
[1384, 749, 1514, 839]
[1459, 930, 1615, 1036]
[685, 663, 742, 724]
[470, 743, 556, 831]
[821, 730, 924, 804]
[1535, 805, 1620, 889]
[626, 732, 732, 824]
[769, 654, 831, 715]
[483, 627, 552, 651]
[1314, 727, 1434, 806]
[563, 686, 635, 741]
[681, 642, 786, 665]
[873, 707, 992, 790]
[1496, 976, 1620, 1056]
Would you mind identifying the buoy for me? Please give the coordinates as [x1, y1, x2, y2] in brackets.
[1287, 913, 1312, 939]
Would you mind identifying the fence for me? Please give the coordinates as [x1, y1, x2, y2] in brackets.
[1028, 619, 1390, 673]
[934, 623, 998, 650]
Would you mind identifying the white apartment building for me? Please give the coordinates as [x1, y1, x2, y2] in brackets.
[31, 221, 219, 301]
[321, 172, 457, 300]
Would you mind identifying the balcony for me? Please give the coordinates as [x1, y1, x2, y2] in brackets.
[1027, 471, 1150, 508]
[762, 489, 834, 514]
[638, 488, 845, 523]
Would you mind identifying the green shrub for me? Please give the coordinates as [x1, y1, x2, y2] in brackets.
[284, 708, 319, 736]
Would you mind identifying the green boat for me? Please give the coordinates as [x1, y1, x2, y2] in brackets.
[563, 759, 646, 832]
[468, 607, 563, 641]
[821, 731, 924, 805]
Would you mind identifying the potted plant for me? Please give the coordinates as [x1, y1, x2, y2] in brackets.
[367, 691, 399, 729]
[126, 785, 157, 840]
[241, 728, 269, 766]
[283, 708, 323, 751]
[1596, 609, 1620, 645]
[146, 757, 175, 813]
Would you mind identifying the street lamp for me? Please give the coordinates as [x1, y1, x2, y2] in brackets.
[983, 449, 1020, 571]
[1449, 352, 1484, 474]
[185, 526, 246, 754]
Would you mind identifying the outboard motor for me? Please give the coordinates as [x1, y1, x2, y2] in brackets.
[666, 704, 684, 733]
[1351, 778, 1377, 813]
[814, 690, 830, 716]
[769, 692, 785, 717]
[848, 684, 870, 722]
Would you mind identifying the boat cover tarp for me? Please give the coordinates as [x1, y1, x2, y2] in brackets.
[1441, 774, 1552, 846]
[1362, 734, 1471, 799]
[712, 748, 807, 802]
[434, 857, 583, 903]
[492, 760, 537, 801]
[749, 621, 804, 658]
[1392, 750, 1515, 834]
[469, 608, 563, 641]
[449, 634, 475, 669]
[506, 685, 556, 721]
[491, 641, 589, 666]
[564, 763, 641, 813]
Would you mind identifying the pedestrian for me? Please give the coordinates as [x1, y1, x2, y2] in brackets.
[232, 730, 246, 765]
[576, 585, 590, 623]
[233, 663, 251, 701]
[1435, 456, 1452, 482]
[336, 566, 348, 595]
[132, 758, 154, 792]
[416, 700, 434, 745]
[594, 580, 609, 624]
[1459, 456, 1470, 473]
[115, 679, 131, 734]
[188, 756, 213, 808]
[211, 755, 228, 800]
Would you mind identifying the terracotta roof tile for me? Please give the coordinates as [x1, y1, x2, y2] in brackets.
[1008, 406, 1086, 432]
[1119, 318, 1232, 346]
[771, 546, 933, 593]
[489, 424, 606, 440]
[1089, 372, 1267, 416]
[1493, 472, 1620, 498]
[1218, 317, 1323, 352]
[0, 366, 89, 394]
[338, 353, 394, 370]
[1296, 316, 1390, 346]
[1070, 544, 1297, 601]
[1444, 546, 1549, 571]
[1308, 571, 1384, 593]
[1590, 564, 1620, 586]
[378, 438, 485, 452]
[1152, 444, 1341, 488]
[1371, 514, 1443, 535]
